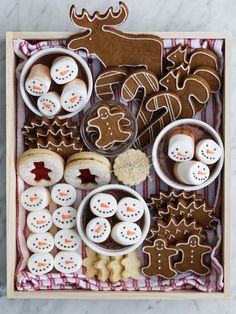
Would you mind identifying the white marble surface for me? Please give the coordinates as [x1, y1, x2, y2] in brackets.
[0, 0, 235, 312]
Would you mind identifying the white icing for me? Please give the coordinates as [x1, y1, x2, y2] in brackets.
[116, 197, 144, 222]
[27, 209, 52, 233]
[195, 139, 222, 165]
[90, 193, 117, 218]
[51, 183, 76, 206]
[27, 232, 54, 253]
[168, 134, 194, 162]
[111, 221, 142, 246]
[20, 186, 50, 211]
[50, 56, 78, 84]
[52, 207, 77, 229]
[37, 91, 61, 117]
[174, 160, 210, 185]
[27, 252, 54, 275]
[54, 229, 80, 251]
[54, 251, 82, 274]
[86, 217, 111, 243]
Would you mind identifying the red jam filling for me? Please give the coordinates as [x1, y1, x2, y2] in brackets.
[31, 162, 52, 181]
[78, 168, 97, 184]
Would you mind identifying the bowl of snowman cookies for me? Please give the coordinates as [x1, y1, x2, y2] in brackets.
[152, 119, 224, 191]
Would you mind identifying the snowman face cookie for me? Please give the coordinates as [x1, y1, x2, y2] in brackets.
[168, 134, 194, 162]
[27, 232, 54, 253]
[50, 56, 78, 85]
[111, 222, 142, 246]
[86, 217, 111, 243]
[54, 229, 80, 251]
[20, 186, 50, 211]
[90, 193, 117, 218]
[27, 209, 52, 233]
[51, 183, 77, 206]
[52, 207, 77, 229]
[54, 251, 82, 274]
[116, 197, 144, 222]
[195, 139, 222, 165]
[27, 253, 54, 275]
[37, 92, 61, 117]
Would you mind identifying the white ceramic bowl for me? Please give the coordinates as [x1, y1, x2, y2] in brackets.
[77, 184, 150, 256]
[20, 48, 93, 119]
[152, 119, 224, 191]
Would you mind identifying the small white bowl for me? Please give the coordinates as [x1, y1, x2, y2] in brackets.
[20, 48, 93, 119]
[76, 184, 150, 256]
[152, 119, 224, 191]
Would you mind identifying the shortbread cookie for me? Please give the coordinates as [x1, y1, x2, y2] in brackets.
[52, 207, 77, 229]
[121, 250, 141, 280]
[116, 197, 144, 223]
[111, 222, 142, 246]
[50, 56, 78, 84]
[27, 252, 54, 275]
[174, 160, 210, 185]
[27, 232, 54, 253]
[107, 256, 123, 283]
[86, 217, 111, 243]
[90, 193, 118, 218]
[27, 209, 52, 233]
[25, 64, 51, 96]
[37, 91, 61, 117]
[94, 254, 111, 282]
[168, 129, 195, 162]
[20, 186, 50, 211]
[82, 247, 98, 278]
[54, 229, 80, 251]
[195, 139, 222, 165]
[51, 183, 77, 206]
[54, 251, 82, 274]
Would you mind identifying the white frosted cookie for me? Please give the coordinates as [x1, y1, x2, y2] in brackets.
[25, 64, 51, 96]
[174, 160, 210, 185]
[60, 78, 87, 113]
[90, 193, 117, 218]
[52, 207, 77, 229]
[195, 139, 222, 165]
[50, 56, 78, 85]
[51, 183, 76, 206]
[54, 251, 82, 274]
[116, 197, 144, 222]
[27, 209, 52, 233]
[20, 186, 50, 211]
[54, 229, 80, 251]
[27, 252, 54, 275]
[111, 222, 142, 246]
[86, 217, 111, 243]
[37, 91, 61, 117]
[27, 232, 54, 253]
[168, 133, 194, 162]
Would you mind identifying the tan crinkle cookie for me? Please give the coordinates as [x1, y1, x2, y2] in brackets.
[121, 250, 141, 280]
[107, 256, 123, 283]
[82, 247, 98, 278]
[94, 254, 111, 282]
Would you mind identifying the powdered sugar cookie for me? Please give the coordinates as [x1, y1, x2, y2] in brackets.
[27, 252, 54, 275]
[174, 160, 210, 185]
[20, 186, 50, 211]
[54, 251, 82, 274]
[37, 91, 61, 117]
[195, 139, 222, 165]
[116, 197, 144, 222]
[111, 222, 142, 246]
[168, 130, 195, 162]
[27, 209, 52, 233]
[90, 193, 117, 218]
[50, 56, 78, 84]
[52, 207, 77, 229]
[54, 229, 80, 251]
[27, 232, 54, 253]
[51, 183, 76, 206]
[86, 217, 111, 243]
[25, 64, 51, 96]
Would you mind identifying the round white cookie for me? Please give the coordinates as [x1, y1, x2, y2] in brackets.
[27, 252, 54, 275]
[27, 232, 54, 253]
[25, 64, 51, 96]
[168, 134, 194, 162]
[116, 197, 144, 222]
[20, 186, 50, 211]
[111, 222, 142, 246]
[52, 207, 77, 229]
[195, 139, 222, 165]
[51, 183, 76, 206]
[27, 209, 52, 233]
[50, 56, 78, 85]
[90, 193, 117, 218]
[54, 251, 82, 274]
[54, 229, 80, 251]
[86, 217, 111, 243]
[37, 91, 61, 117]
[174, 160, 210, 185]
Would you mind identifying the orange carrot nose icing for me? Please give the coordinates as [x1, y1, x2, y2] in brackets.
[65, 238, 72, 244]
[207, 149, 214, 154]
[29, 196, 38, 202]
[62, 214, 71, 220]
[33, 85, 42, 91]
[95, 225, 103, 233]
[38, 262, 46, 267]
[126, 207, 135, 212]
[60, 191, 68, 197]
[37, 241, 47, 247]
[177, 152, 186, 157]
[60, 69, 69, 76]
[69, 96, 78, 103]
[36, 220, 46, 225]
[198, 171, 206, 175]
[43, 102, 52, 109]
[100, 202, 109, 208]
[127, 230, 135, 236]
[65, 260, 74, 265]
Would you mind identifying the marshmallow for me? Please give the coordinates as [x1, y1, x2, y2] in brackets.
[25, 64, 51, 96]
[50, 56, 78, 85]
[54, 229, 80, 251]
[37, 91, 61, 117]
[111, 222, 142, 246]
[168, 133, 194, 162]
[27, 209, 52, 233]
[51, 183, 76, 206]
[54, 251, 82, 274]
[20, 186, 50, 211]
[27, 232, 54, 253]
[86, 217, 111, 243]
[90, 193, 117, 218]
[52, 207, 77, 229]
[27, 252, 54, 275]
[195, 139, 222, 165]
[60, 79, 87, 113]
[116, 197, 144, 222]
[174, 160, 210, 185]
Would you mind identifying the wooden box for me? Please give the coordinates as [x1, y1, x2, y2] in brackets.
[6, 31, 231, 299]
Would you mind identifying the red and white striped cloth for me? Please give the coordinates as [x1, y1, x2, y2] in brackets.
[14, 38, 224, 292]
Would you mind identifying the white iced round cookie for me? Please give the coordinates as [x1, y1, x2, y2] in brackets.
[111, 222, 142, 246]
[27, 232, 54, 253]
[50, 56, 78, 85]
[90, 193, 117, 218]
[60, 79, 87, 113]
[20, 186, 50, 211]
[86, 217, 111, 243]
[27, 252, 54, 275]
[25, 64, 51, 96]
[27, 209, 52, 233]
[116, 197, 144, 222]
[51, 183, 76, 206]
[168, 134, 194, 162]
[37, 91, 61, 117]
[54, 251, 82, 274]
[52, 207, 77, 229]
[195, 139, 222, 165]
[174, 160, 210, 185]
[54, 229, 80, 251]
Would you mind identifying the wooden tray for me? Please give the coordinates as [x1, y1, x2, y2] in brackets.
[6, 31, 231, 299]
